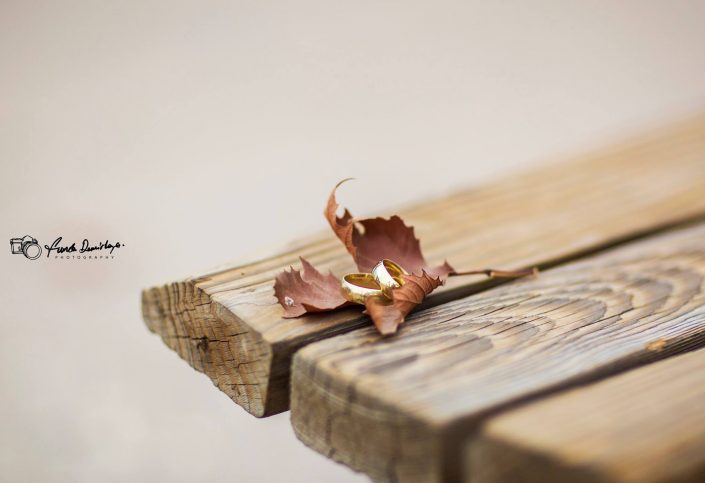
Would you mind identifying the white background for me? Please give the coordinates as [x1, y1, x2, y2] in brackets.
[2, 1, 705, 482]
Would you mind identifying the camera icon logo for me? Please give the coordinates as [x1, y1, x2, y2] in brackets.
[10, 235, 42, 260]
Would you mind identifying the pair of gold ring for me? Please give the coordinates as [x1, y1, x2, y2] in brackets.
[340, 259, 407, 305]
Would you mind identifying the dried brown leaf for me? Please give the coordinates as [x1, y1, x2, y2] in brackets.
[364, 271, 443, 335]
[274, 257, 350, 317]
[275, 180, 536, 334]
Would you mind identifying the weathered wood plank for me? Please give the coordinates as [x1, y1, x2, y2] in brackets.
[142, 115, 705, 417]
[290, 223, 705, 483]
[466, 347, 705, 483]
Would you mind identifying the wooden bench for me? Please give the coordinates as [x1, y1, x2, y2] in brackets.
[142, 114, 705, 481]
[467, 348, 705, 483]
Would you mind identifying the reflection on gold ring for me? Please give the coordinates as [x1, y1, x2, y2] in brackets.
[340, 273, 385, 305]
[372, 259, 407, 297]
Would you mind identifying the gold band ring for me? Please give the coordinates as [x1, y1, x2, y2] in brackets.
[340, 273, 385, 305]
[372, 259, 407, 297]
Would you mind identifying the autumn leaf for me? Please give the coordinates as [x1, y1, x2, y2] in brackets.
[274, 180, 537, 336]
[325, 179, 454, 278]
[364, 271, 442, 335]
[274, 257, 350, 318]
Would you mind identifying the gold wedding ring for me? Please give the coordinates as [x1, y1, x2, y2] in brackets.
[372, 259, 407, 297]
[340, 273, 385, 305]
[341, 260, 408, 305]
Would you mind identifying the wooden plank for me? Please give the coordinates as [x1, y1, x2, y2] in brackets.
[142, 115, 705, 417]
[466, 348, 705, 483]
[290, 223, 705, 483]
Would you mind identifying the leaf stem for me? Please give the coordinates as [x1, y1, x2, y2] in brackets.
[449, 267, 539, 279]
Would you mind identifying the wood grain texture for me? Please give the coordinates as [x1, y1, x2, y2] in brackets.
[291, 223, 705, 483]
[142, 115, 705, 417]
[466, 348, 705, 483]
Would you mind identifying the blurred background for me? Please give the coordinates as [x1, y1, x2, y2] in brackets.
[2, 1, 705, 482]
